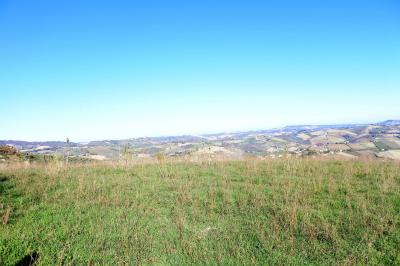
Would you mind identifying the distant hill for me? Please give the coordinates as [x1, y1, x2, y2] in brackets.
[375, 120, 400, 126]
[0, 140, 78, 148]
[1, 120, 399, 160]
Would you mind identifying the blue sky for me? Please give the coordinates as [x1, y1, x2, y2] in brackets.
[1, 0, 399, 141]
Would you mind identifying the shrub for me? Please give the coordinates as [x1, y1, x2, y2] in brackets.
[0, 145, 18, 156]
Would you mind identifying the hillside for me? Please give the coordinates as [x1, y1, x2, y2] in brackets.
[2, 120, 400, 161]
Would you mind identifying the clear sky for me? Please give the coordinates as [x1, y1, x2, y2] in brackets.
[1, 0, 399, 141]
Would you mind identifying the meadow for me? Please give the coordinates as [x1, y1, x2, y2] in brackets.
[0, 158, 399, 265]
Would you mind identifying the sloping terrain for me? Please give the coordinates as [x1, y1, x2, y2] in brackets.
[1, 120, 400, 161]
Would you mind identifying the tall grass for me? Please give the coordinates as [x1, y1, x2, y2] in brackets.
[0, 158, 399, 265]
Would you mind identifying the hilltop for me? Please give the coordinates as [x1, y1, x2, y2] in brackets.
[1, 159, 399, 265]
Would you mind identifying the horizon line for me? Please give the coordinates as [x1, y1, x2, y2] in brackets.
[1, 118, 398, 144]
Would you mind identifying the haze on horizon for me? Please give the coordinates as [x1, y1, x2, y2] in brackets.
[1, 0, 399, 141]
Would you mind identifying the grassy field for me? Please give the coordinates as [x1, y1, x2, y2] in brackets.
[0, 159, 399, 265]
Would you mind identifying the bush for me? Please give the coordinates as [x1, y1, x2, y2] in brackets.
[0, 145, 18, 156]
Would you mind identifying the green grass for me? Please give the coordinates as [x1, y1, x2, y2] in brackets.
[1, 159, 399, 265]
[374, 141, 391, 151]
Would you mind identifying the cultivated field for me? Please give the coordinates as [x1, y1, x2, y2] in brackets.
[1, 159, 399, 265]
